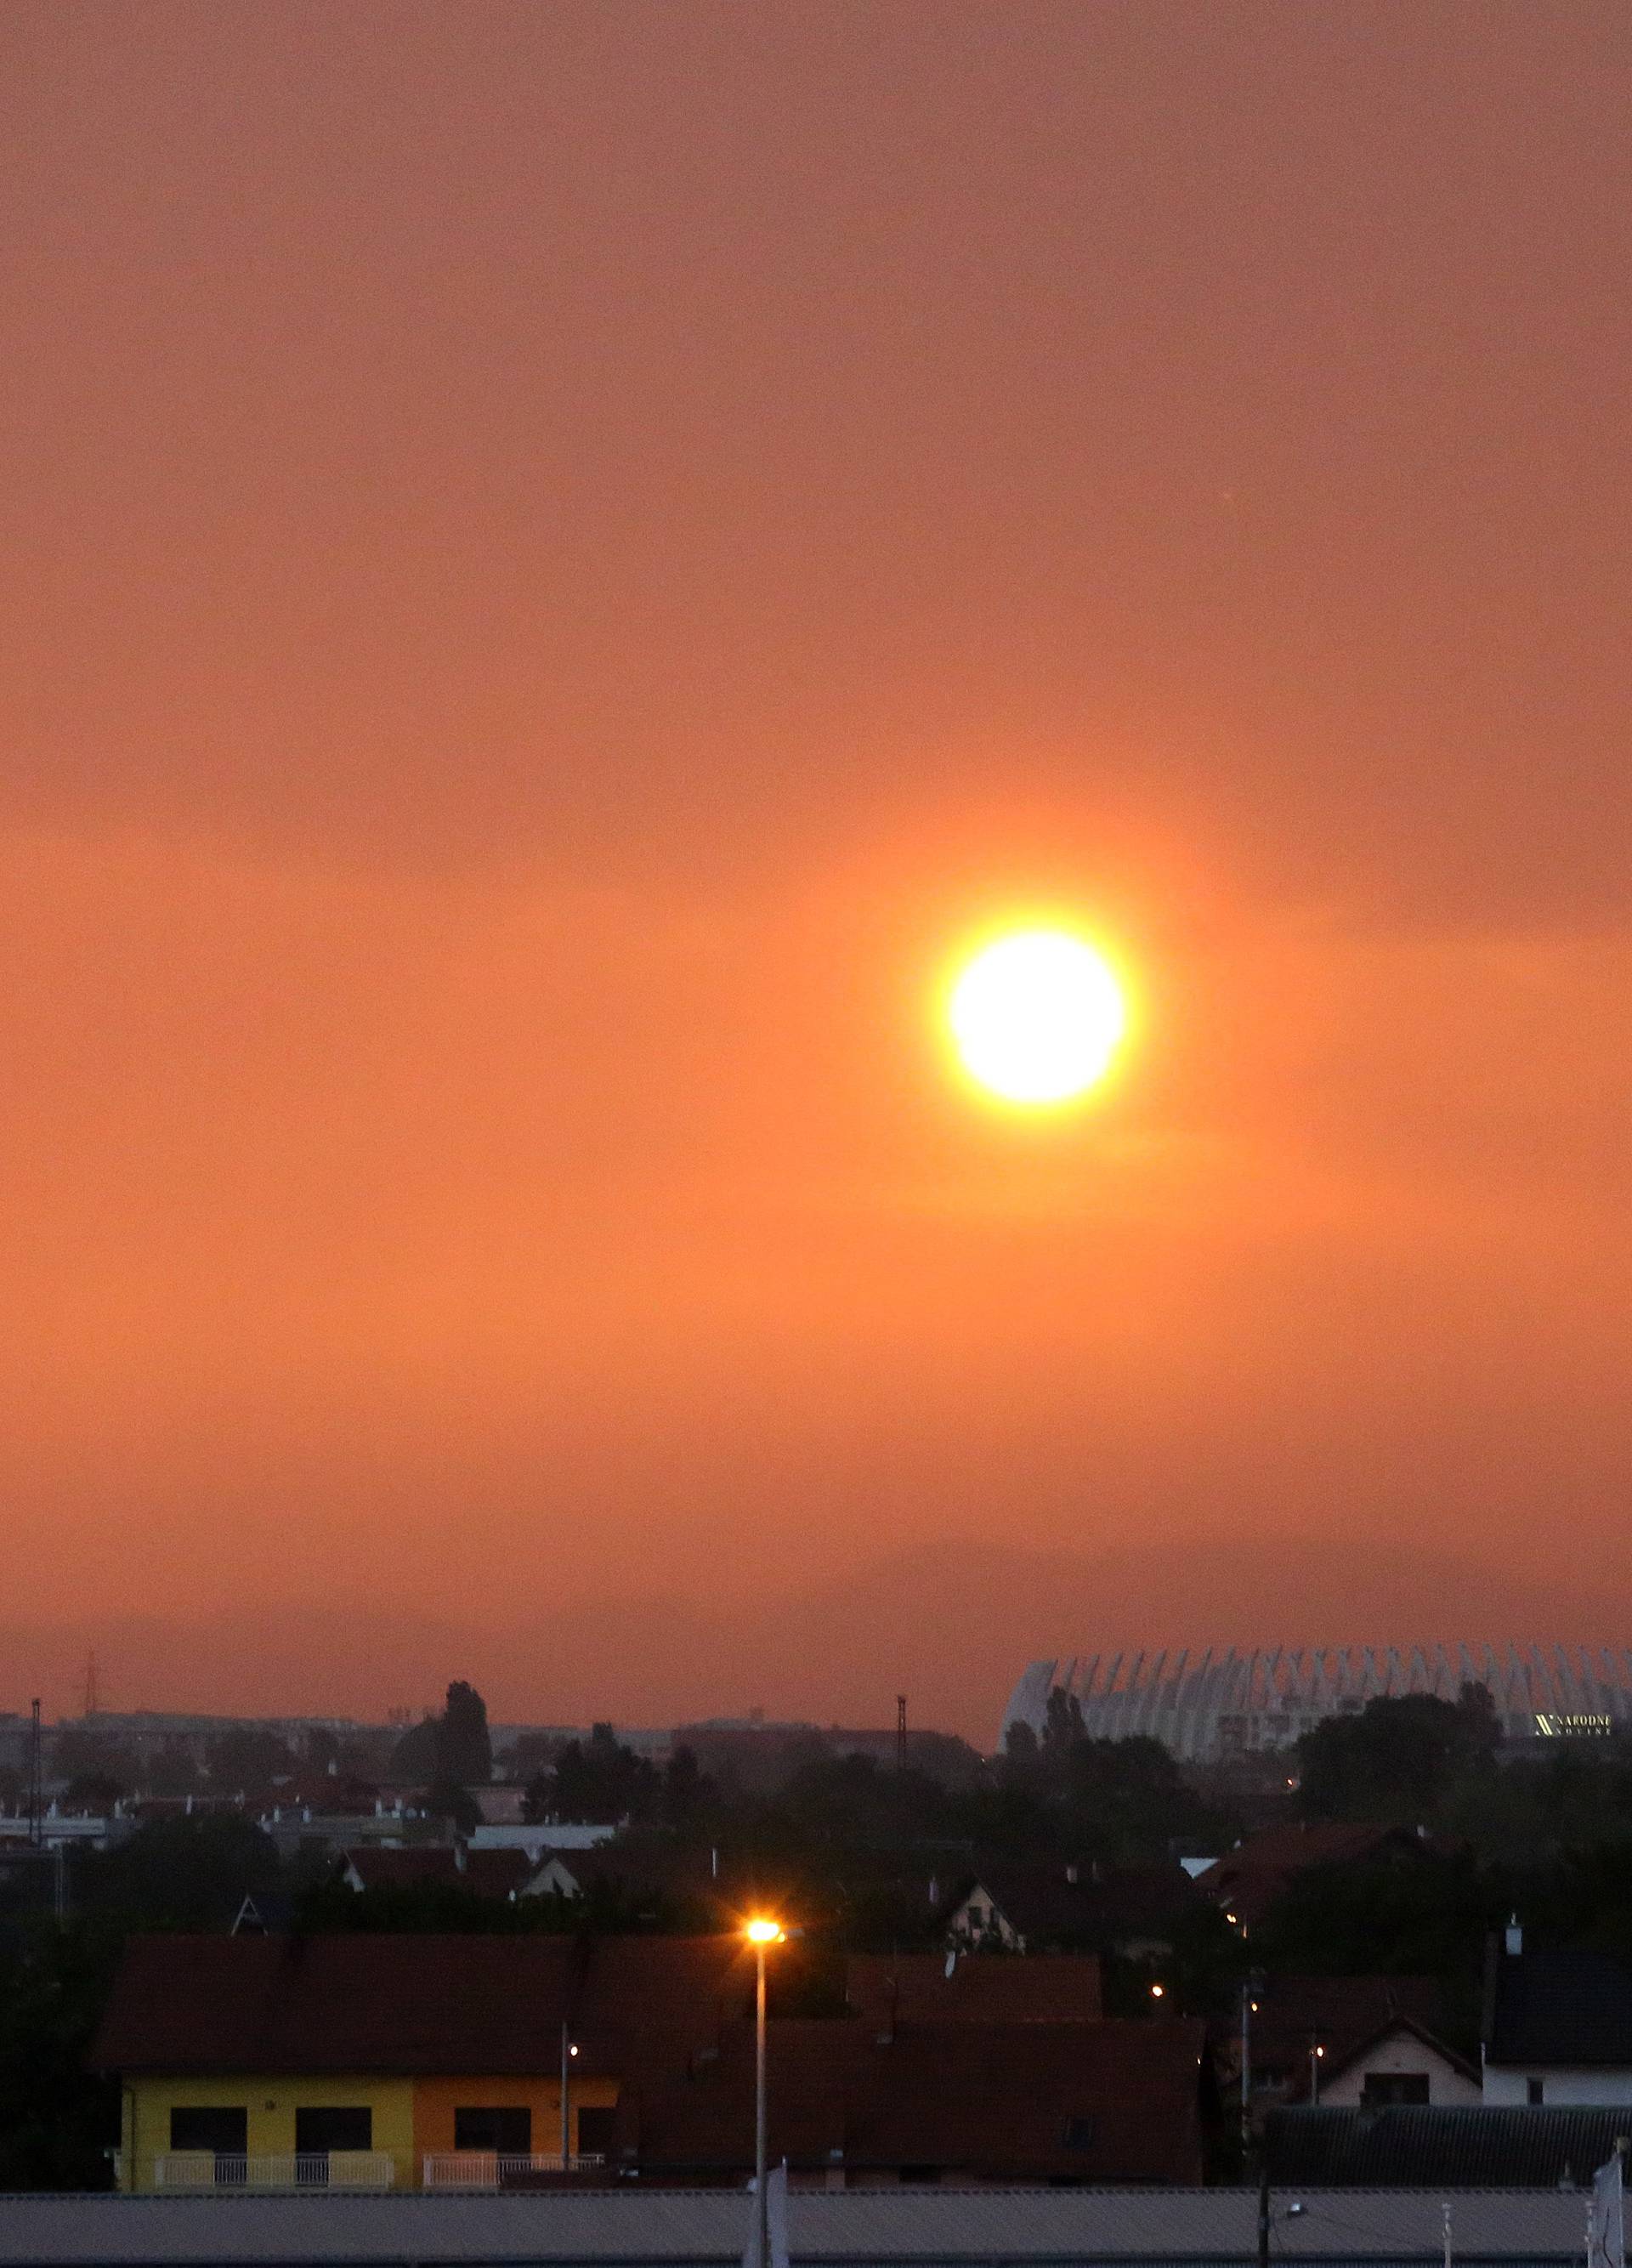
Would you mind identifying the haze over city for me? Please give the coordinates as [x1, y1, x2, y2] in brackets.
[3, 3, 1629, 1739]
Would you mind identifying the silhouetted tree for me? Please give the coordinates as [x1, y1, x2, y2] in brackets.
[1297, 1685, 1499, 1823]
[389, 1682, 493, 1788]
[421, 1776, 482, 1837]
[144, 1738, 202, 1797]
[389, 1714, 441, 1783]
[206, 1727, 296, 1791]
[1043, 1687, 1086, 1754]
[660, 1744, 715, 1831]
[544, 1726, 657, 1823]
[303, 1727, 341, 1773]
[76, 1815, 280, 1931]
[61, 1773, 125, 1815]
[438, 1681, 493, 1786]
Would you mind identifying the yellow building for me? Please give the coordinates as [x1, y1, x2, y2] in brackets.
[122, 2072, 416, 2191]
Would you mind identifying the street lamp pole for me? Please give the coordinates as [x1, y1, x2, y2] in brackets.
[560, 2022, 578, 2170]
[745, 1919, 785, 2268]
[756, 1941, 768, 2268]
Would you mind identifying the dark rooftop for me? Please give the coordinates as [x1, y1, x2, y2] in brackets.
[846, 1950, 1103, 2025]
[1267, 2104, 1632, 2187]
[1487, 1947, 1632, 2069]
[92, 1932, 754, 2078]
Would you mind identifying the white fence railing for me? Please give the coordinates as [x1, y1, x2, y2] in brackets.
[153, 2152, 398, 2191]
[422, 2152, 606, 2187]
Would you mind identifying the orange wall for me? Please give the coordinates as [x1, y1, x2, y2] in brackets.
[412, 2076, 619, 2165]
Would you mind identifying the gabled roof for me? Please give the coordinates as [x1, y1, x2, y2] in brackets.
[956, 1861, 1197, 1948]
[91, 1933, 754, 2077]
[1299, 2012, 1480, 2101]
[1212, 1973, 1453, 2086]
[1487, 1947, 1632, 2067]
[847, 1953, 1102, 2026]
[340, 1845, 530, 1898]
[1196, 1823, 1436, 1928]
[623, 2016, 1210, 2183]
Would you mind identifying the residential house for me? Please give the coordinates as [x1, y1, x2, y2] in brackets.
[94, 1931, 752, 2192]
[1313, 2016, 1482, 2108]
[338, 1846, 532, 1900]
[1482, 1925, 1632, 2105]
[1195, 1822, 1443, 1933]
[947, 1860, 1197, 1959]
[1214, 1975, 1476, 2110]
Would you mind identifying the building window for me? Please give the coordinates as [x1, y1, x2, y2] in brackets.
[294, 2106, 372, 2161]
[170, 2107, 246, 2156]
[455, 2108, 531, 2155]
[1361, 2073, 1431, 2107]
[1527, 2078, 1545, 2106]
[966, 1904, 985, 1929]
[1062, 2116, 1096, 2151]
[576, 2106, 616, 2159]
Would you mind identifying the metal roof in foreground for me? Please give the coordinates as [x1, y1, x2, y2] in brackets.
[0, 2188, 1601, 2268]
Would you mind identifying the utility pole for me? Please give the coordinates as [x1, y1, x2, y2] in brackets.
[1240, 1982, 1252, 2155]
[559, 2021, 574, 2170]
[896, 1695, 908, 1772]
[27, 1700, 42, 1849]
[1238, 1970, 1265, 2162]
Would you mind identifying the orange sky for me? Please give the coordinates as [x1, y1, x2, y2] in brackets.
[3, 3, 1629, 1742]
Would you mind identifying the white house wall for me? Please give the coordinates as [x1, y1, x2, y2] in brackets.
[1483, 2067, 1632, 2106]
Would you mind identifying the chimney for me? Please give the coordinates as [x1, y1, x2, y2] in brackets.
[1505, 1915, 1523, 1958]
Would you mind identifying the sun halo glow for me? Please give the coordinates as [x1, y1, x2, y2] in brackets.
[947, 927, 1127, 1107]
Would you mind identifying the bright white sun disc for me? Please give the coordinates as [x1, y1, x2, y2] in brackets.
[949, 930, 1126, 1104]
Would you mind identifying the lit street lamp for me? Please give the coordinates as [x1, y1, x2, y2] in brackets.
[559, 2024, 579, 2169]
[745, 1919, 786, 2268]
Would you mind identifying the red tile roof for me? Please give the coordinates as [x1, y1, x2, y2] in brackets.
[341, 1846, 530, 1898]
[1195, 1823, 1437, 1928]
[91, 1933, 756, 2078]
[622, 2016, 1210, 2183]
[847, 1952, 1102, 2025]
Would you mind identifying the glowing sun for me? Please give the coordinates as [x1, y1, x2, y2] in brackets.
[948, 928, 1127, 1106]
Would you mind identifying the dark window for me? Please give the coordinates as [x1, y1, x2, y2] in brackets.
[170, 2107, 246, 2155]
[1062, 2115, 1096, 2151]
[1362, 2072, 1431, 2107]
[1527, 2078, 1545, 2106]
[455, 2107, 531, 2155]
[295, 2106, 372, 2155]
[575, 2106, 616, 2158]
